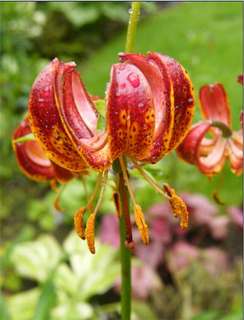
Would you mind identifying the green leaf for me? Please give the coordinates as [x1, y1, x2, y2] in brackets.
[192, 310, 219, 320]
[49, 3, 99, 27]
[51, 301, 93, 320]
[33, 275, 57, 320]
[221, 310, 242, 320]
[11, 235, 62, 282]
[63, 232, 119, 300]
[0, 290, 11, 320]
[132, 301, 158, 320]
[7, 289, 40, 320]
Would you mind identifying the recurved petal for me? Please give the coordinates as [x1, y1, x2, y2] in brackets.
[227, 134, 243, 175]
[55, 62, 97, 142]
[118, 53, 174, 163]
[52, 162, 75, 183]
[13, 119, 75, 183]
[147, 53, 194, 152]
[29, 58, 88, 172]
[177, 121, 212, 164]
[55, 61, 111, 170]
[197, 137, 227, 176]
[199, 83, 231, 126]
[13, 119, 55, 181]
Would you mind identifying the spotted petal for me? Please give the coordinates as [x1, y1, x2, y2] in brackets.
[107, 58, 156, 161]
[118, 53, 174, 163]
[54, 61, 111, 170]
[147, 53, 194, 152]
[13, 119, 73, 183]
[29, 58, 88, 172]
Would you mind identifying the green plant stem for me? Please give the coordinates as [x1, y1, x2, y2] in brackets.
[125, 2, 141, 53]
[117, 161, 132, 320]
[114, 3, 141, 320]
[211, 121, 232, 138]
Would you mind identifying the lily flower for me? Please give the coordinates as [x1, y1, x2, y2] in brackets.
[13, 52, 194, 253]
[177, 83, 243, 176]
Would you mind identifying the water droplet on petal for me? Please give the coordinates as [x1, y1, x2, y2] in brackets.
[138, 102, 144, 108]
[127, 72, 140, 88]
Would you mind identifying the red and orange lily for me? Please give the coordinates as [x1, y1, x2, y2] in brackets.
[13, 52, 194, 253]
[177, 83, 243, 176]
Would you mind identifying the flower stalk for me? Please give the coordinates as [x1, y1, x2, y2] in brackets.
[116, 2, 141, 319]
[116, 159, 132, 320]
[125, 2, 141, 53]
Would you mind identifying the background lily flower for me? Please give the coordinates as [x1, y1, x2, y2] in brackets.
[177, 83, 243, 176]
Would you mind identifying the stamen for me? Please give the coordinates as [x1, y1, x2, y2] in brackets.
[119, 157, 137, 206]
[80, 176, 88, 202]
[85, 212, 96, 254]
[86, 172, 104, 212]
[85, 171, 108, 254]
[132, 161, 166, 197]
[119, 157, 149, 245]
[212, 190, 225, 205]
[134, 204, 149, 244]
[112, 192, 120, 217]
[52, 184, 66, 212]
[133, 161, 189, 230]
[163, 183, 189, 229]
[50, 179, 58, 191]
[125, 240, 135, 251]
[74, 207, 86, 240]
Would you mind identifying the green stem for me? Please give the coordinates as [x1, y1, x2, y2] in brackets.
[117, 161, 132, 320]
[211, 121, 232, 138]
[114, 3, 141, 319]
[125, 2, 141, 53]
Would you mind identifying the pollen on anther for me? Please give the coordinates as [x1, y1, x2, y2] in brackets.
[134, 204, 149, 245]
[85, 212, 96, 254]
[163, 184, 189, 229]
[74, 207, 86, 239]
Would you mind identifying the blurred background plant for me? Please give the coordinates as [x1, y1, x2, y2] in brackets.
[0, 2, 242, 320]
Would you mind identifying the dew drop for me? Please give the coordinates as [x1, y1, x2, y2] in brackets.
[127, 72, 140, 88]
[138, 102, 144, 108]
[188, 98, 193, 103]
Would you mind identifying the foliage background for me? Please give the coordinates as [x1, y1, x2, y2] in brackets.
[0, 2, 242, 320]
